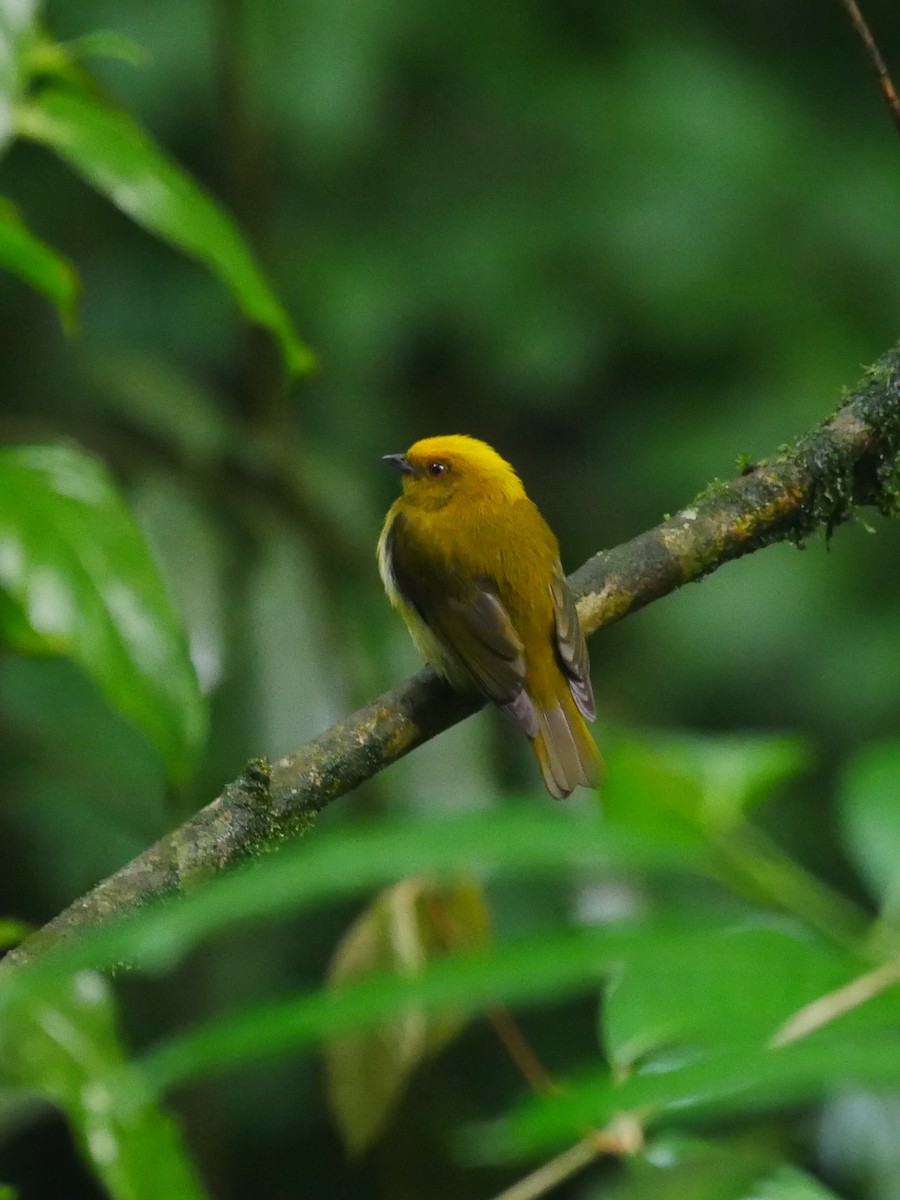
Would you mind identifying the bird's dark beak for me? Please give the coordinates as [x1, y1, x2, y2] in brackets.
[382, 453, 413, 474]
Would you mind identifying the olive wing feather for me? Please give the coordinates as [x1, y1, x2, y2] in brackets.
[386, 516, 538, 737]
[551, 569, 595, 721]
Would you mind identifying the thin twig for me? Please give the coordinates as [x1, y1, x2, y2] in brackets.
[770, 957, 900, 1047]
[488, 1117, 644, 1200]
[427, 885, 641, 1199]
[841, 0, 900, 134]
[486, 1008, 560, 1097]
[711, 822, 873, 955]
[427, 891, 561, 1098]
[489, 1140, 601, 1200]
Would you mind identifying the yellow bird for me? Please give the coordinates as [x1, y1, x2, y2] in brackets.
[378, 434, 600, 798]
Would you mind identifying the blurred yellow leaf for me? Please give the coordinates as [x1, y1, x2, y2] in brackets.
[324, 877, 490, 1155]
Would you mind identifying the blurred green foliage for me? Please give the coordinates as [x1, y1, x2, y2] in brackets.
[0, 971, 207, 1200]
[3, 0, 900, 1197]
[0, 443, 206, 781]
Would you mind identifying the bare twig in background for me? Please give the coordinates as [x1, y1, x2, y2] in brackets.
[5, 345, 900, 970]
[841, 0, 900, 133]
[488, 1140, 605, 1200]
[489, 1117, 644, 1200]
[771, 957, 900, 1047]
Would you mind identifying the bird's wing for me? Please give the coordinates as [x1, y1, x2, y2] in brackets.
[551, 568, 595, 721]
[386, 515, 538, 736]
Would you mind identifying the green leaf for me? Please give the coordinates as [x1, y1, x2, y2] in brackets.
[0, 970, 208, 1200]
[0, 919, 30, 950]
[839, 740, 900, 915]
[133, 917, 788, 1105]
[474, 1034, 900, 1161]
[751, 1165, 843, 1199]
[325, 878, 490, 1154]
[601, 1134, 778, 1200]
[0, 808, 699, 1105]
[604, 732, 808, 844]
[0, 0, 39, 154]
[603, 920, 872, 1070]
[62, 31, 150, 69]
[660, 732, 809, 831]
[135, 922, 624, 1102]
[609, 1155, 842, 1200]
[1, 805, 696, 986]
[0, 196, 78, 325]
[603, 736, 711, 850]
[15, 86, 314, 376]
[0, 443, 206, 782]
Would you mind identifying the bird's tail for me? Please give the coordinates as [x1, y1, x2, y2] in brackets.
[532, 695, 602, 800]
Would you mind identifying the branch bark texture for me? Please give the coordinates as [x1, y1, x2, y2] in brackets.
[8, 345, 900, 967]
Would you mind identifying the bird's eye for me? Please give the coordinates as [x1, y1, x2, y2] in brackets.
[427, 462, 447, 477]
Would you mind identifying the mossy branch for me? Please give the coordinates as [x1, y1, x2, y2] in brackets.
[7, 345, 900, 969]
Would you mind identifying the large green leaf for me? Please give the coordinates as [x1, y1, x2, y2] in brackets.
[1, 806, 697, 987]
[604, 731, 809, 845]
[130, 913, 900, 1107]
[839, 740, 900, 916]
[602, 920, 872, 1070]
[602, 1135, 808, 1200]
[0, 970, 208, 1200]
[0, 809, 697, 1104]
[0, 196, 78, 324]
[0, 443, 206, 781]
[752, 1166, 842, 1200]
[134, 923, 638, 1101]
[474, 1034, 900, 1161]
[15, 85, 314, 376]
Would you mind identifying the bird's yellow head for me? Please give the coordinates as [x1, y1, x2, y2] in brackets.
[383, 435, 525, 511]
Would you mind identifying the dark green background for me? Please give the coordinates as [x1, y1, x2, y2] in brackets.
[3, 1, 900, 1196]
